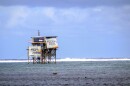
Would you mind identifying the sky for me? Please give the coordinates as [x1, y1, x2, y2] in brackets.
[0, 0, 130, 59]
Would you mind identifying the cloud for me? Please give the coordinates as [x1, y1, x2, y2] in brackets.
[6, 6, 28, 28]
[0, 5, 130, 37]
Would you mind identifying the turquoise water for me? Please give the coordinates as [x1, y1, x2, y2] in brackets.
[0, 61, 130, 86]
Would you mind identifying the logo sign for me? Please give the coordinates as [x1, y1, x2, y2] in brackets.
[29, 46, 41, 57]
[45, 38, 58, 49]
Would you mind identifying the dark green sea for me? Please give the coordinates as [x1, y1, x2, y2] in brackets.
[0, 61, 130, 86]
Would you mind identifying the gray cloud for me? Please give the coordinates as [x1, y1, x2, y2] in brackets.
[0, 0, 130, 7]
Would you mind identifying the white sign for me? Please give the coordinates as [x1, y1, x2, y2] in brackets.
[45, 38, 58, 49]
[29, 46, 41, 57]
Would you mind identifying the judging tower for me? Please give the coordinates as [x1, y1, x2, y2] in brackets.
[27, 31, 58, 64]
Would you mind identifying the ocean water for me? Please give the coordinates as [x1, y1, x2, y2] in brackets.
[0, 61, 130, 86]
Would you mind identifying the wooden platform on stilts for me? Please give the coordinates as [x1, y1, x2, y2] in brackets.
[27, 31, 58, 64]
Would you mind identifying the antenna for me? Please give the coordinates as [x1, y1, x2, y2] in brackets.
[38, 30, 40, 36]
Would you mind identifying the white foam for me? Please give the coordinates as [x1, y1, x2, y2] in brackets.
[57, 58, 130, 62]
[0, 58, 130, 63]
[0, 60, 28, 63]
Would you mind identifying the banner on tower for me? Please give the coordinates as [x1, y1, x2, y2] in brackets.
[29, 46, 41, 57]
[45, 38, 58, 49]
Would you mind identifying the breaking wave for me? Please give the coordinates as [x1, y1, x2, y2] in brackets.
[0, 58, 130, 63]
